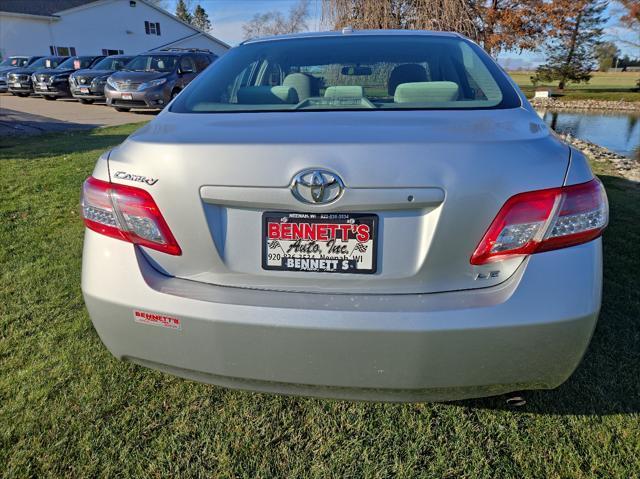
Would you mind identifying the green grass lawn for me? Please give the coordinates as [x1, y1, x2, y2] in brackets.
[1, 124, 639, 478]
[508, 71, 640, 101]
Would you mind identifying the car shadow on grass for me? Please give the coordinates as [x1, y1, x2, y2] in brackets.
[0, 125, 147, 159]
[459, 175, 640, 415]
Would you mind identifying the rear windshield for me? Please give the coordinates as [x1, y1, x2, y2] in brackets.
[124, 55, 177, 73]
[171, 35, 520, 113]
[92, 56, 133, 71]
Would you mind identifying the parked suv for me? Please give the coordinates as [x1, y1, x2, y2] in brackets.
[7, 56, 67, 97]
[33, 55, 104, 100]
[70, 55, 134, 104]
[0, 56, 43, 92]
[105, 49, 216, 111]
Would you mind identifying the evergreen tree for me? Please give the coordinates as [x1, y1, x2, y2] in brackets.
[532, 0, 607, 89]
[193, 4, 212, 32]
[175, 0, 192, 24]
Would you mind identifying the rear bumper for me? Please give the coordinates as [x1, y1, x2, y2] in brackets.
[82, 230, 602, 402]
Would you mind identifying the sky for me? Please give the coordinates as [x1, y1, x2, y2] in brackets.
[166, 0, 639, 68]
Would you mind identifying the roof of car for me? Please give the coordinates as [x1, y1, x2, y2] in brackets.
[242, 29, 463, 45]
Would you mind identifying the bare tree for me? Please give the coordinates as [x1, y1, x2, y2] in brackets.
[242, 0, 310, 40]
[322, 0, 558, 56]
[322, 0, 479, 43]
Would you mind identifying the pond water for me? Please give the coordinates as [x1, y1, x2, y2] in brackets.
[537, 109, 639, 159]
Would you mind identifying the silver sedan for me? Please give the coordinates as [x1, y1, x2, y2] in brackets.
[81, 30, 608, 402]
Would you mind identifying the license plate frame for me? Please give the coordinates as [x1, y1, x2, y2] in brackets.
[121, 93, 132, 100]
[37, 83, 48, 91]
[79, 86, 89, 94]
[262, 212, 378, 274]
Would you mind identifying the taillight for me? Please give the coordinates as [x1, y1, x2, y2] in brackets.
[81, 176, 181, 255]
[471, 178, 608, 265]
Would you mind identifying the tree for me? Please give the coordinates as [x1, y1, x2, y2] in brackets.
[192, 4, 212, 32]
[617, 0, 640, 29]
[322, 0, 479, 43]
[242, 0, 310, 40]
[594, 41, 620, 71]
[175, 0, 192, 24]
[614, 0, 640, 49]
[322, 0, 557, 57]
[531, 0, 607, 90]
[478, 0, 549, 56]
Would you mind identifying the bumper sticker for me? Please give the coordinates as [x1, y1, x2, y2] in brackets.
[133, 310, 182, 330]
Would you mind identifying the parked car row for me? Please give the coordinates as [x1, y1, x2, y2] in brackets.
[0, 48, 217, 111]
[0, 55, 47, 94]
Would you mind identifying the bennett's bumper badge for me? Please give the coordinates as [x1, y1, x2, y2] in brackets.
[133, 310, 181, 330]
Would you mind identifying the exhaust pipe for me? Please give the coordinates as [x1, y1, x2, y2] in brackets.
[505, 392, 526, 407]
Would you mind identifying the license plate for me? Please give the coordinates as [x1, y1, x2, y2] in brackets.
[13, 82, 21, 88]
[122, 93, 132, 100]
[80, 87, 89, 94]
[263, 212, 377, 274]
[37, 83, 48, 90]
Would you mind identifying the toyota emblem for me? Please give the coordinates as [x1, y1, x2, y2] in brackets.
[291, 169, 344, 205]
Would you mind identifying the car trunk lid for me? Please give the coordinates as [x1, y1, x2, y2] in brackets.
[107, 108, 569, 294]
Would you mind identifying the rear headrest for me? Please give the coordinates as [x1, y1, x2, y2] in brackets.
[324, 86, 364, 98]
[237, 86, 299, 104]
[283, 73, 317, 101]
[388, 64, 427, 95]
[394, 81, 460, 103]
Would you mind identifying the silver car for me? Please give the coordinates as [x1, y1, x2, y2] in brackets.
[81, 30, 608, 402]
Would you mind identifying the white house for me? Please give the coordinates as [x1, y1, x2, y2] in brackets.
[0, 0, 230, 59]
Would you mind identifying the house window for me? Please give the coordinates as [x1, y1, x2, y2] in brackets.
[102, 49, 124, 55]
[144, 21, 161, 35]
[50, 46, 76, 56]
